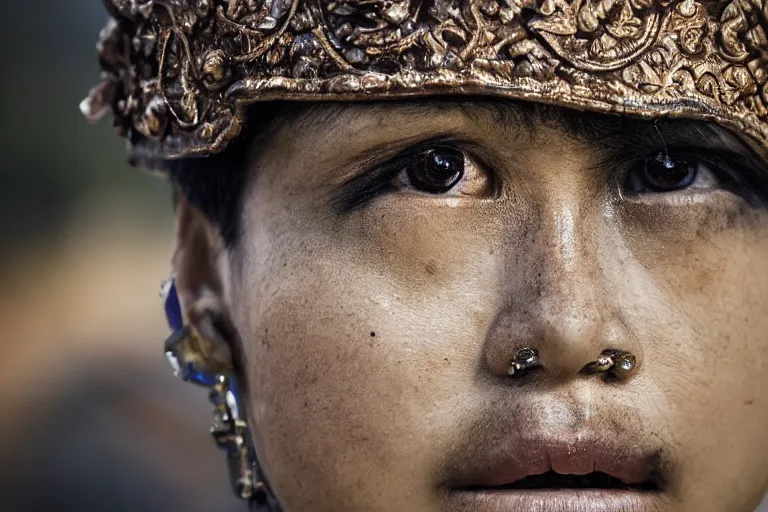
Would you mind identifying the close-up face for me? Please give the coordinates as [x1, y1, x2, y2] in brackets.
[173, 100, 768, 511]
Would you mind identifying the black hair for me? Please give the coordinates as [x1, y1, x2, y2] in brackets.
[167, 137, 251, 247]
[165, 101, 344, 246]
[165, 103, 294, 247]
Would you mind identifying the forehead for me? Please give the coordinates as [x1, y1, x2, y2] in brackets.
[257, 100, 747, 153]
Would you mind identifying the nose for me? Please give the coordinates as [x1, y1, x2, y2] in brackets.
[484, 202, 627, 380]
[532, 263, 605, 378]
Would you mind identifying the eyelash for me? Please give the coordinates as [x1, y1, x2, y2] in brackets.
[621, 149, 768, 205]
[333, 144, 768, 213]
[698, 152, 768, 204]
[332, 139, 472, 212]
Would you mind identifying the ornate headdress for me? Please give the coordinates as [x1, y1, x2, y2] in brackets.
[83, 0, 768, 165]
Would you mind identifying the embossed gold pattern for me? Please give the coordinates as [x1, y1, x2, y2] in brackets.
[81, 0, 768, 164]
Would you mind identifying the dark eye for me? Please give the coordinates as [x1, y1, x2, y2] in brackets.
[395, 147, 491, 197]
[625, 152, 712, 194]
[334, 145, 493, 212]
[645, 152, 696, 191]
[404, 148, 465, 194]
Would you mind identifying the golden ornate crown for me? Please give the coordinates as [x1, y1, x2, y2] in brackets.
[82, 0, 768, 164]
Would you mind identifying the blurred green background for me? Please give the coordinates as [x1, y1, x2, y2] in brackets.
[0, 0, 169, 252]
[0, 2, 241, 511]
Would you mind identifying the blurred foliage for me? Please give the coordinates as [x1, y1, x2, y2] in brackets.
[0, 8, 244, 511]
[0, 0, 171, 265]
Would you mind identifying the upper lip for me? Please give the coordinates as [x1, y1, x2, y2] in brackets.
[456, 433, 662, 489]
[443, 399, 669, 492]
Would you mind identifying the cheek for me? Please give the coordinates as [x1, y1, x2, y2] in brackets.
[616, 198, 768, 506]
[232, 198, 506, 511]
[617, 197, 768, 347]
[232, 181, 768, 511]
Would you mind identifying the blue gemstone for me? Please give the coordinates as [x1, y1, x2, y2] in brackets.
[189, 365, 218, 387]
[164, 281, 183, 331]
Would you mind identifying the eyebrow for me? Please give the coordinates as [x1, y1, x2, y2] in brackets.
[248, 98, 767, 191]
[261, 98, 760, 157]
[284, 99, 768, 213]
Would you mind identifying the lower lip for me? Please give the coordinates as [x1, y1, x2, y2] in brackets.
[447, 489, 671, 512]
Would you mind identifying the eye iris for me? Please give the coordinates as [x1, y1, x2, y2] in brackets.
[643, 152, 697, 191]
[407, 149, 464, 193]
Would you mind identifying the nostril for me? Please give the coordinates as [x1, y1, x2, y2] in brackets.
[507, 347, 542, 377]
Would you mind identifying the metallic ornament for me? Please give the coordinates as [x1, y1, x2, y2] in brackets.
[582, 349, 637, 378]
[161, 280, 277, 508]
[508, 347, 541, 376]
[209, 374, 265, 502]
[82, 0, 768, 166]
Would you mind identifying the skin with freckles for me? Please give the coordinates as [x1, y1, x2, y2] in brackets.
[173, 100, 768, 512]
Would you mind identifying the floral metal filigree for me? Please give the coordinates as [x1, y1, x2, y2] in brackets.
[81, 0, 768, 164]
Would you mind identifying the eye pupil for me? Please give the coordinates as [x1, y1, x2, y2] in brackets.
[407, 148, 464, 193]
[643, 152, 697, 191]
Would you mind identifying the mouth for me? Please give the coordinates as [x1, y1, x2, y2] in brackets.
[444, 426, 672, 511]
[452, 436, 667, 488]
[467, 470, 662, 492]
[450, 467, 668, 512]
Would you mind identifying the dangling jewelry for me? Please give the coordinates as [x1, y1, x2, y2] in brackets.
[508, 347, 542, 376]
[161, 279, 273, 506]
[582, 349, 637, 378]
[209, 374, 267, 502]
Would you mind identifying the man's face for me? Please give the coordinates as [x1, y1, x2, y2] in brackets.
[225, 101, 768, 511]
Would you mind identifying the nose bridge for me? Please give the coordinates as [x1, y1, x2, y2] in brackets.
[547, 203, 582, 283]
[531, 197, 606, 375]
[538, 201, 598, 307]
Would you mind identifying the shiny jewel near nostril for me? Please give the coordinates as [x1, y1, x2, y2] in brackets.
[613, 352, 636, 374]
[582, 349, 637, 378]
[508, 347, 541, 376]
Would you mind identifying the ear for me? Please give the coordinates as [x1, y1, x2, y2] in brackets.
[171, 194, 235, 374]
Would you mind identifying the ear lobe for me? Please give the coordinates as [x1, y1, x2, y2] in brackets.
[171, 194, 235, 373]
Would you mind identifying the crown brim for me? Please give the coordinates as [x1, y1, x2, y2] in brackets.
[83, 0, 768, 167]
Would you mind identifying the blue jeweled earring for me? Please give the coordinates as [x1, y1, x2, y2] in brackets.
[160, 278, 273, 506]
